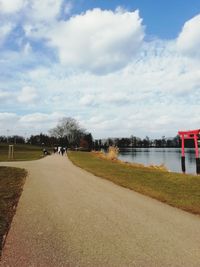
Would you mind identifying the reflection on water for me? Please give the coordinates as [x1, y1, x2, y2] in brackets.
[118, 148, 197, 174]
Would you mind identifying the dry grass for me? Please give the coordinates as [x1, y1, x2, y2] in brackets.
[106, 146, 119, 160]
[0, 167, 27, 256]
[0, 143, 52, 162]
[68, 151, 200, 215]
[93, 149, 167, 171]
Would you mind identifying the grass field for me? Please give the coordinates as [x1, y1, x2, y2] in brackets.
[0, 167, 27, 255]
[68, 151, 200, 215]
[0, 143, 51, 162]
[0, 142, 52, 255]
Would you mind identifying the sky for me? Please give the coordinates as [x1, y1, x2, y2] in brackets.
[0, 0, 200, 139]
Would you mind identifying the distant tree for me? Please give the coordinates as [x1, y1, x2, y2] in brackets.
[98, 139, 102, 149]
[161, 136, 166, 147]
[172, 135, 180, 147]
[0, 136, 7, 143]
[49, 117, 85, 147]
[1, 135, 25, 144]
[117, 138, 131, 148]
[87, 133, 93, 150]
[130, 135, 137, 147]
[27, 133, 53, 146]
[154, 139, 162, 147]
[80, 133, 93, 151]
[49, 117, 93, 148]
[79, 138, 89, 149]
[136, 137, 142, 147]
[107, 138, 114, 146]
[143, 136, 150, 147]
[94, 140, 100, 150]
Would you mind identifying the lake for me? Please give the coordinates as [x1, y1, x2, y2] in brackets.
[118, 147, 197, 174]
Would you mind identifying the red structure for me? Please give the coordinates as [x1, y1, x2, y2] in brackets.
[178, 129, 200, 174]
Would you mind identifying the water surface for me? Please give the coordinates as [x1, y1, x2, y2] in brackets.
[118, 148, 197, 174]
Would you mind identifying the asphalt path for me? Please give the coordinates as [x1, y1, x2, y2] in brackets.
[0, 155, 200, 266]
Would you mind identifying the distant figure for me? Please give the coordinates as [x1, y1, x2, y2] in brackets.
[53, 147, 58, 154]
[43, 148, 47, 155]
[61, 147, 65, 156]
[58, 146, 62, 154]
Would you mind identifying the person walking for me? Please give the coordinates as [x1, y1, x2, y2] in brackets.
[61, 147, 65, 156]
[43, 148, 47, 155]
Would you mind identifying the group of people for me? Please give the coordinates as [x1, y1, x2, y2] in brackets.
[53, 146, 67, 156]
[42, 146, 67, 156]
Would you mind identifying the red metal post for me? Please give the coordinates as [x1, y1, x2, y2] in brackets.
[194, 134, 200, 174]
[180, 135, 185, 173]
[181, 135, 185, 157]
[178, 129, 200, 174]
[194, 134, 199, 159]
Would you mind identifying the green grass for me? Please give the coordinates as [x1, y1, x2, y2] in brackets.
[68, 151, 200, 215]
[0, 167, 27, 255]
[0, 143, 52, 161]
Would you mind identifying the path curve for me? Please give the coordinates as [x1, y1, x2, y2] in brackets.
[0, 155, 200, 266]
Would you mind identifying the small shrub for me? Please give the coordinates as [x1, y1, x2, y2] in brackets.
[107, 146, 119, 160]
[92, 146, 119, 161]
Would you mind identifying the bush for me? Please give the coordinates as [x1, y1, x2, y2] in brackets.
[107, 146, 119, 160]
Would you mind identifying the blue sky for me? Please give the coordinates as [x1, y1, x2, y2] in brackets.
[0, 0, 200, 138]
[72, 0, 200, 38]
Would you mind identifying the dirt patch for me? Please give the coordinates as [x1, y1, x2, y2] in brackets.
[0, 167, 27, 256]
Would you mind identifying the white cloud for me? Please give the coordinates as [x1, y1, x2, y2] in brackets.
[0, 0, 63, 20]
[19, 112, 64, 133]
[0, 23, 14, 43]
[0, 112, 17, 122]
[18, 36, 200, 138]
[27, 0, 63, 22]
[0, 112, 63, 135]
[28, 67, 50, 80]
[177, 13, 200, 57]
[39, 8, 144, 73]
[20, 112, 61, 123]
[0, 90, 12, 101]
[17, 86, 38, 104]
[23, 42, 32, 55]
[0, 0, 26, 14]
[1, 9, 200, 138]
[79, 94, 96, 106]
[0, 113, 19, 134]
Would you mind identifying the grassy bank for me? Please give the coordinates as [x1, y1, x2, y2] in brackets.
[0, 143, 50, 162]
[68, 151, 200, 215]
[0, 167, 27, 255]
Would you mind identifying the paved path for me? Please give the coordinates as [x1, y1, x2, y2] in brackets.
[0, 155, 200, 267]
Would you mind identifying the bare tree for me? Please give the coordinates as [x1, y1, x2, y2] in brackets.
[49, 117, 85, 146]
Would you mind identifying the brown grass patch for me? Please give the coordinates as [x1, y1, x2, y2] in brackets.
[0, 167, 27, 256]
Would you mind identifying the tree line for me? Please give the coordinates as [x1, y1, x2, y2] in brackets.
[1, 117, 197, 150]
[93, 135, 182, 150]
[0, 117, 93, 151]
